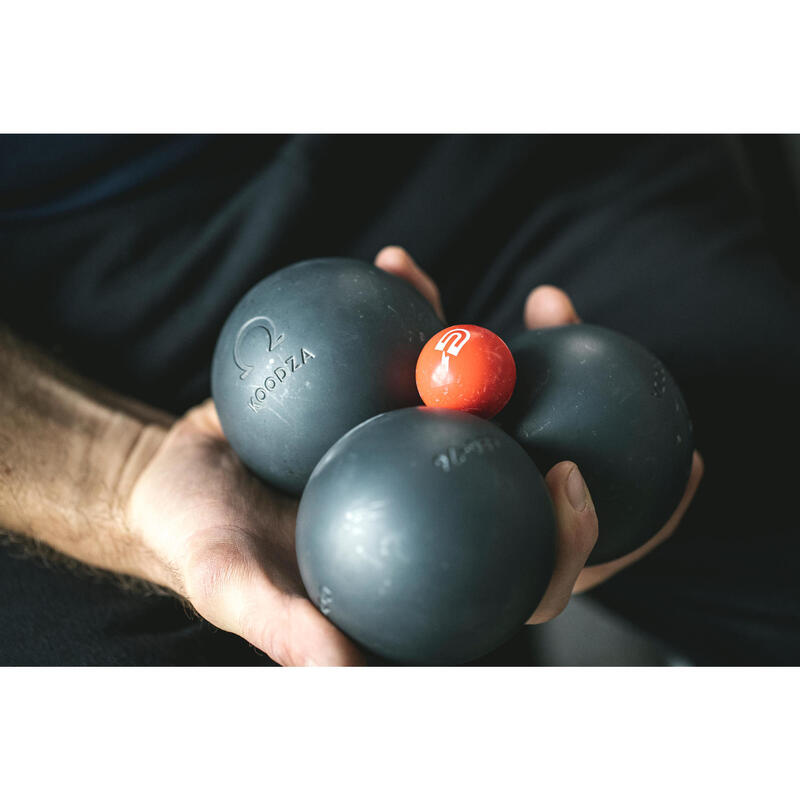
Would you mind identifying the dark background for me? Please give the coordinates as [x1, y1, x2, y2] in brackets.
[1, 134, 798, 665]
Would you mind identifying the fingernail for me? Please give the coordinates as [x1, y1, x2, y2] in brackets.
[566, 466, 588, 512]
[304, 657, 318, 667]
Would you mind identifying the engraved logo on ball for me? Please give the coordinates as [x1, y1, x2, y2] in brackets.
[433, 436, 502, 472]
[233, 316, 317, 413]
[651, 362, 667, 398]
[319, 585, 334, 615]
[233, 316, 285, 379]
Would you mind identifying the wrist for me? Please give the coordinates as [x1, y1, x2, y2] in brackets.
[110, 418, 185, 592]
[0, 324, 181, 589]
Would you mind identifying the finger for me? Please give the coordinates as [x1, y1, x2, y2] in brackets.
[184, 536, 365, 666]
[524, 285, 581, 329]
[374, 245, 446, 321]
[527, 461, 599, 624]
[573, 450, 705, 593]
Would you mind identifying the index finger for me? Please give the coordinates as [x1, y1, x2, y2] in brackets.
[524, 285, 581, 328]
[374, 246, 446, 321]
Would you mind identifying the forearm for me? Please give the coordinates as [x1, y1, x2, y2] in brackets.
[0, 325, 174, 584]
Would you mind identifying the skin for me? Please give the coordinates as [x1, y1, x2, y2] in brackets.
[0, 247, 702, 665]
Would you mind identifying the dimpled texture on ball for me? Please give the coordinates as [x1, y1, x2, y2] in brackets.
[496, 324, 694, 565]
[211, 258, 443, 495]
[296, 407, 557, 665]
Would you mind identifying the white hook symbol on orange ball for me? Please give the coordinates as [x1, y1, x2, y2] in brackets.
[434, 328, 471, 369]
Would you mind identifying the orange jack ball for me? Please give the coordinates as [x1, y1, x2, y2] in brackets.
[416, 324, 517, 419]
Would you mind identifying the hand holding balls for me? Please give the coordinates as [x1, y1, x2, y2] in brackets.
[212, 257, 694, 663]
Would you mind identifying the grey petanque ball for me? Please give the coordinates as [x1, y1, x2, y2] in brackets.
[496, 324, 694, 564]
[296, 407, 557, 665]
[212, 258, 442, 495]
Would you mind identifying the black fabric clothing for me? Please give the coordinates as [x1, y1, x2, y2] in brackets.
[1, 134, 798, 665]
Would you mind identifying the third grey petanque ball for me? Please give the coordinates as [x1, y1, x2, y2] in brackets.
[211, 258, 442, 494]
[496, 324, 694, 564]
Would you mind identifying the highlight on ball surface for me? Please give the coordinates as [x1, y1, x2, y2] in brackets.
[415, 324, 517, 419]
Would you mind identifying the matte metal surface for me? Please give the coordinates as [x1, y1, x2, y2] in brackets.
[211, 258, 442, 494]
[497, 325, 693, 564]
[296, 407, 556, 665]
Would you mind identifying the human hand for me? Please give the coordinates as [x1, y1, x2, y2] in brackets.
[123, 250, 698, 666]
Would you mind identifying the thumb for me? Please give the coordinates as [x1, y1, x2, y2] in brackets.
[527, 461, 599, 624]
